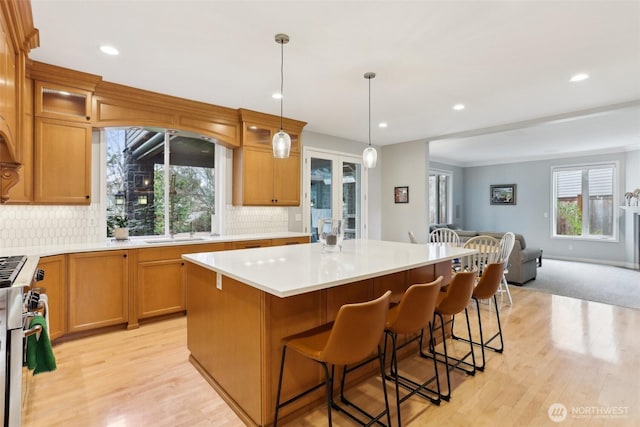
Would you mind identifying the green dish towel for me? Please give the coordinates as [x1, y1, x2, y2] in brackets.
[26, 316, 57, 374]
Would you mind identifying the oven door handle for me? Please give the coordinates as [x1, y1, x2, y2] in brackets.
[23, 324, 42, 338]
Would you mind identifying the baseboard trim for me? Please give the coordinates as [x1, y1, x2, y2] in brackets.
[545, 255, 639, 270]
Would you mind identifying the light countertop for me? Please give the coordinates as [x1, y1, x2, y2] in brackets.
[183, 239, 476, 298]
[3, 232, 309, 257]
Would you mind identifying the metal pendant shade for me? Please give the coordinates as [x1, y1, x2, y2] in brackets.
[363, 72, 377, 168]
[273, 33, 291, 158]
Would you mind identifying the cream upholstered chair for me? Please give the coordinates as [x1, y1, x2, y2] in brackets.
[452, 262, 506, 371]
[497, 232, 515, 305]
[429, 228, 461, 246]
[462, 235, 500, 276]
[273, 291, 392, 427]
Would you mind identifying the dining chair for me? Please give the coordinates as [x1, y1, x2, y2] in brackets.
[462, 235, 500, 276]
[452, 262, 506, 371]
[408, 231, 418, 243]
[429, 228, 461, 246]
[273, 291, 392, 427]
[497, 232, 515, 305]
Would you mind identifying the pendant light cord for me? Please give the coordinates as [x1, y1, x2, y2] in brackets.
[280, 41, 284, 131]
[368, 76, 371, 147]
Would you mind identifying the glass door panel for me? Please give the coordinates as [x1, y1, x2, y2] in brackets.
[310, 158, 333, 242]
[342, 161, 361, 240]
[305, 149, 366, 242]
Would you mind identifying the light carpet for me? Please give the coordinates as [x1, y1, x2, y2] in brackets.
[516, 258, 640, 310]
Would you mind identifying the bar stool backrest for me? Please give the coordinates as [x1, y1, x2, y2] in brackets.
[436, 269, 477, 316]
[387, 276, 443, 335]
[473, 262, 505, 300]
[321, 290, 391, 366]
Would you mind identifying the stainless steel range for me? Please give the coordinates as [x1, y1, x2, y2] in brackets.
[0, 255, 42, 427]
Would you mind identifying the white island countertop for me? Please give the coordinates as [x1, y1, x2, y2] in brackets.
[183, 239, 476, 298]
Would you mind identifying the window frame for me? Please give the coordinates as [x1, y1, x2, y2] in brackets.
[102, 127, 222, 239]
[550, 161, 619, 242]
[428, 168, 453, 225]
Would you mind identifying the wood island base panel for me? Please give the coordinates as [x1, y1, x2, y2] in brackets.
[183, 240, 475, 426]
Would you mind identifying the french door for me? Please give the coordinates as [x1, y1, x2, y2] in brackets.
[303, 148, 368, 242]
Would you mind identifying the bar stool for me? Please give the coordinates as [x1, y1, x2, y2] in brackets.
[431, 269, 477, 401]
[383, 276, 443, 427]
[452, 262, 505, 371]
[273, 291, 392, 427]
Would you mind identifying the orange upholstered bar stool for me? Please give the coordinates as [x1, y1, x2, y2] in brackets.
[431, 269, 477, 401]
[383, 276, 443, 427]
[453, 261, 506, 371]
[273, 291, 392, 427]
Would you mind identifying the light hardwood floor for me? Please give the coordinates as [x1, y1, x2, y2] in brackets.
[23, 286, 639, 426]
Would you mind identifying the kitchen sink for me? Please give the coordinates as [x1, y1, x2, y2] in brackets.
[144, 237, 205, 244]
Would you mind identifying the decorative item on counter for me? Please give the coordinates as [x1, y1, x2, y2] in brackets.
[109, 214, 129, 240]
[318, 218, 344, 252]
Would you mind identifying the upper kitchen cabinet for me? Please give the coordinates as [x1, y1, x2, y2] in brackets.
[233, 109, 306, 206]
[34, 81, 92, 122]
[30, 62, 100, 204]
[0, 0, 39, 203]
[34, 117, 91, 204]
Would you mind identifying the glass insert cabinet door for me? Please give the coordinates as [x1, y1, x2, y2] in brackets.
[304, 149, 364, 242]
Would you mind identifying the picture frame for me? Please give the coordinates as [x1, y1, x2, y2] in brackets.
[394, 186, 409, 204]
[490, 184, 517, 205]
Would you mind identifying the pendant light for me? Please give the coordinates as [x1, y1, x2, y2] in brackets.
[273, 33, 291, 158]
[363, 72, 377, 168]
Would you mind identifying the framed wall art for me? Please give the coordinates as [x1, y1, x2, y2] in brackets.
[394, 186, 409, 203]
[490, 184, 517, 205]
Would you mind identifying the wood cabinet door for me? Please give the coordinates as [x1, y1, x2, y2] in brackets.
[68, 250, 128, 332]
[273, 153, 300, 205]
[241, 147, 275, 205]
[137, 259, 185, 319]
[34, 117, 91, 204]
[36, 255, 67, 341]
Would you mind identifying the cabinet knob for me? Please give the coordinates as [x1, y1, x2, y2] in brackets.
[86, 116, 91, 120]
[123, 254, 127, 258]
[85, 195, 90, 199]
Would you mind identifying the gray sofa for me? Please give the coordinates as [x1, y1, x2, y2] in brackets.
[429, 225, 542, 285]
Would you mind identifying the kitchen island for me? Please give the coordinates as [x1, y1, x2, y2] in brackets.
[183, 239, 475, 427]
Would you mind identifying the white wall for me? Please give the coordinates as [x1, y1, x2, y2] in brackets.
[463, 151, 632, 266]
[381, 140, 428, 242]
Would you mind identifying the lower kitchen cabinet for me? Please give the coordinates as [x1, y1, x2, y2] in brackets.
[135, 243, 227, 322]
[36, 255, 66, 341]
[68, 250, 129, 332]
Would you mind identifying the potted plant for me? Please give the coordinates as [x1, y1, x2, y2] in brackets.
[108, 214, 129, 240]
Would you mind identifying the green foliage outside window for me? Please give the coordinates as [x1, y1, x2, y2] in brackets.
[557, 201, 582, 236]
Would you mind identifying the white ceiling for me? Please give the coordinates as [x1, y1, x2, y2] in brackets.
[29, 0, 640, 166]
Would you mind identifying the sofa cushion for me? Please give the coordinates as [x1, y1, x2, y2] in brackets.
[520, 246, 542, 262]
[456, 230, 479, 240]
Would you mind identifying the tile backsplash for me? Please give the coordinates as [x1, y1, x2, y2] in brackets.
[0, 204, 290, 248]
[0, 204, 103, 248]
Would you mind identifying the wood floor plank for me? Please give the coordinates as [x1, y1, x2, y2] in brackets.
[22, 287, 639, 426]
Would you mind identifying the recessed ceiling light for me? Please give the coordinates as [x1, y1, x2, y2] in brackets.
[453, 104, 465, 111]
[570, 73, 589, 82]
[99, 45, 119, 56]
[272, 92, 283, 100]
[378, 122, 388, 128]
